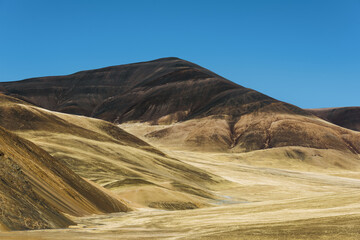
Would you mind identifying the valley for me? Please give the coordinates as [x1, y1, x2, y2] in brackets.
[1, 145, 360, 239]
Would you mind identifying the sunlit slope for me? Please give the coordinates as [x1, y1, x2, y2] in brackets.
[0, 125, 130, 231]
[0, 94, 225, 209]
[2, 146, 360, 239]
[121, 111, 360, 154]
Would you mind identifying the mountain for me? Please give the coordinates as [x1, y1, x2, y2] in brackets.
[307, 107, 360, 132]
[0, 124, 129, 231]
[0, 57, 305, 122]
[0, 57, 359, 154]
[0, 94, 225, 210]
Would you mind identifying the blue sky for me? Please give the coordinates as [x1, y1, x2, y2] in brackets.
[0, 0, 359, 108]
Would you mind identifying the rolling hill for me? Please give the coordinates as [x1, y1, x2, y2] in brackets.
[0, 94, 225, 211]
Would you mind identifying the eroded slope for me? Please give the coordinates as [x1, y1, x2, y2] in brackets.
[122, 111, 360, 154]
[0, 126, 129, 231]
[0, 94, 226, 210]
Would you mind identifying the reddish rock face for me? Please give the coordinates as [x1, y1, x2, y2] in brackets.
[307, 107, 360, 132]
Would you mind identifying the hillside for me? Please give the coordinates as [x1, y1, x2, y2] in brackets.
[0, 57, 306, 123]
[0, 94, 225, 210]
[308, 107, 360, 132]
[1, 58, 359, 153]
[0, 125, 129, 231]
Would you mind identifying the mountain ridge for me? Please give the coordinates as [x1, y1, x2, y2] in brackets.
[307, 107, 360, 132]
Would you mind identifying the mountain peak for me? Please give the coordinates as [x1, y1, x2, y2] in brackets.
[152, 57, 182, 61]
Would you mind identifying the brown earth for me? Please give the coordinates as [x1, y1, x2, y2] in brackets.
[308, 107, 360, 132]
[121, 112, 360, 154]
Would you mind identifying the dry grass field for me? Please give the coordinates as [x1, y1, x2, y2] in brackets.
[0, 95, 225, 212]
[2, 124, 360, 239]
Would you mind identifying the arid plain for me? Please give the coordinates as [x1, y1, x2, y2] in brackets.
[0, 58, 360, 239]
[2, 135, 360, 239]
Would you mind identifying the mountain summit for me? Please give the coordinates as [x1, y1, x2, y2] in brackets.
[0, 57, 306, 122]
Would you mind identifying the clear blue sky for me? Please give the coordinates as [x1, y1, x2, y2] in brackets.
[1, 0, 359, 108]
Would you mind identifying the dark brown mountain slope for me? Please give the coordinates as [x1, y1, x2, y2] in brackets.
[0, 58, 359, 153]
[307, 107, 360, 132]
[0, 57, 305, 123]
[0, 125, 129, 231]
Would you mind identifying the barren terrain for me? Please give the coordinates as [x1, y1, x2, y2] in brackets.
[308, 107, 360, 132]
[2, 141, 360, 239]
[1, 58, 359, 239]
